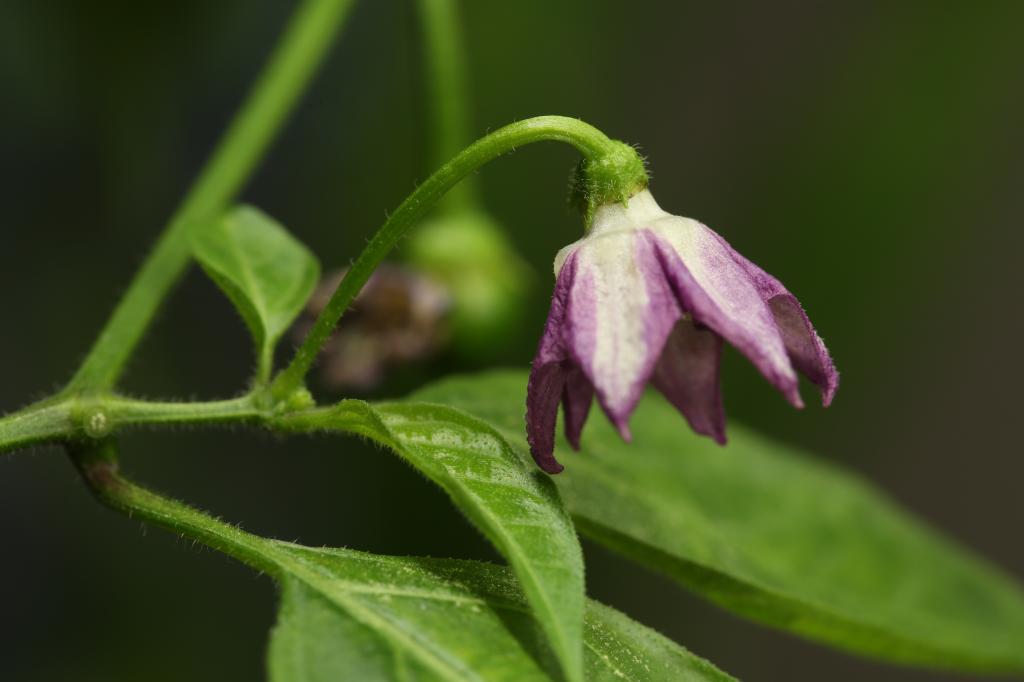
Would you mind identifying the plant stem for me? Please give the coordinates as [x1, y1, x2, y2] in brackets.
[271, 115, 622, 399]
[102, 395, 262, 426]
[65, 0, 356, 394]
[0, 400, 76, 454]
[70, 440, 280, 576]
[417, 0, 476, 213]
[0, 394, 262, 454]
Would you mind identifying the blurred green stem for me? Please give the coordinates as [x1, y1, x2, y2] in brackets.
[65, 0, 355, 394]
[271, 115, 632, 400]
[417, 0, 477, 214]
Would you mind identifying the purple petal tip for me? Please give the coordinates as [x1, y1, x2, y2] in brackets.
[537, 457, 564, 475]
[821, 372, 839, 407]
[789, 389, 805, 410]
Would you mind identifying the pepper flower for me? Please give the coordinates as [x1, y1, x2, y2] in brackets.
[526, 189, 838, 473]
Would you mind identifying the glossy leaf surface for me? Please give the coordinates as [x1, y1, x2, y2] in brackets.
[412, 370, 1024, 674]
[281, 400, 585, 682]
[266, 546, 733, 682]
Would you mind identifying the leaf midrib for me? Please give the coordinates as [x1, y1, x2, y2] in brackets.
[480, 419, 1024, 670]
[276, 545, 696, 681]
[375, 407, 580, 680]
[223, 215, 271, 339]
[268, 544, 487, 682]
[218, 213, 315, 341]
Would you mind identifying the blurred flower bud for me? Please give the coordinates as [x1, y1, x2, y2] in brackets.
[296, 264, 451, 389]
[404, 209, 532, 358]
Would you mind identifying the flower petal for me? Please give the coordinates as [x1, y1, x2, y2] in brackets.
[535, 249, 578, 365]
[645, 224, 803, 407]
[562, 367, 594, 450]
[565, 230, 682, 439]
[721, 245, 839, 406]
[526, 250, 580, 473]
[525, 363, 567, 474]
[651, 318, 726, 444]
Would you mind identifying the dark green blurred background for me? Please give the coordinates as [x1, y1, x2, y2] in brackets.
[2, 1, 1022, 680]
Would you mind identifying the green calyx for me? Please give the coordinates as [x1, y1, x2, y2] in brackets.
[570, 140, 648, 226]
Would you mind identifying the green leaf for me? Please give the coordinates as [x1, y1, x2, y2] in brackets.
[268, 573, 430, 682]
[266, 545, 733, 682]
[281, 400, 585, 682]
[410, 370, 1024, 675]
[191, 205, 319, 381]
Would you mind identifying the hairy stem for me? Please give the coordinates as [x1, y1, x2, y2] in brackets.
[0, 400, 76, 454]
[66, 0, 355, 394]
[0, 394, 261, 454]
[272, 115, 627, 399]
[70, 440, 280, 576]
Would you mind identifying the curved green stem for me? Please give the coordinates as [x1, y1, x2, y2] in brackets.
[66, 0, 356, 394]
[417, 0, 477, 213]
[271, 115, 633, 399]
[70, 440, 280, 576]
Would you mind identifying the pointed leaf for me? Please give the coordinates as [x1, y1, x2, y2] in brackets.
[191, 205, 319, 380]
[266, 546, 733, 682]
[411, 370, 1024, 675]
[280, 400, 585, 682]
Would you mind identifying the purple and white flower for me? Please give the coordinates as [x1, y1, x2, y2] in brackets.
[526, 189, 838, 473]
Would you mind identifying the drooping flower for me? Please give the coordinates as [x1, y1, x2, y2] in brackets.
[526, 189, 838, 473]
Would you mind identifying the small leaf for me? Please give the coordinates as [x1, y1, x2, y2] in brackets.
[191, 205, 319, 381]
[280, 400, 585, 682]
[266, 545, 734, 682]
[411, 370, 1024, 675]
